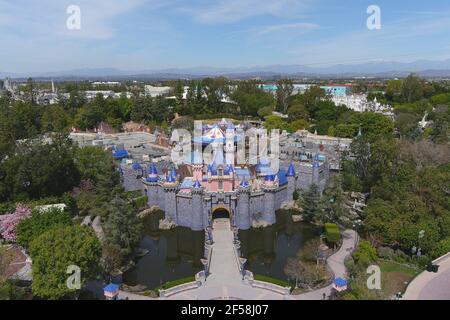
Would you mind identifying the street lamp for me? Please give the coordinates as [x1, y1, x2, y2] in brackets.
[240, 258, 247, 281]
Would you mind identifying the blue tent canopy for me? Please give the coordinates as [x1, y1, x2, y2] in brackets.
[334, 278, 348, 287]
[103, 283, 120, 293]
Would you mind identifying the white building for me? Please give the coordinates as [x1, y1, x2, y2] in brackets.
[332, 94, 394, 119]
[144, 85, 172, 97]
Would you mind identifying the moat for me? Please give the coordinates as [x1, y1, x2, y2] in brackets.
[123, 211, 320, 289]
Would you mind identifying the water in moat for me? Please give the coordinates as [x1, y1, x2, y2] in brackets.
[123, 211, 320, 289]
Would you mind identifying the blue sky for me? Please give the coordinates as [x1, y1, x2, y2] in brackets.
[1, 0, 450, 73]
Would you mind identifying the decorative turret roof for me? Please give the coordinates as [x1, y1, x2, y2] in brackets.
[132, 162, 142, 170]
[147, 163, 158, 175]
[166, 173, 176, 183]
[286, 164, 296, 177]
[239, 180, 249, 188]
[278, 169, 288, 186]
[265, 174, 276, 182]
[313, 162, 320, 168]
[193, 180, 202, 188]
[224, 164, 234, 175]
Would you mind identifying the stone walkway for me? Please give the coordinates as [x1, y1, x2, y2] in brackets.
[168, 225, 358, 300]
[121, 225, 359, 300]
[168, 219, 287, 300]
[291, 229, 358, 300]
[403, 253, 450, 300]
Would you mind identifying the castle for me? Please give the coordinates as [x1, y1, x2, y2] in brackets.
[120, 120, 330, 231]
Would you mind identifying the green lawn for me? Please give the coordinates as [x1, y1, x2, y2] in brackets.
[155, 276, 196, 291]
[379, 260, 419, 296]
[253, 275, 292, 289]
[379, 260, 418, 277]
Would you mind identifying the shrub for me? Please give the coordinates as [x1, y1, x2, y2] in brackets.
[377, 246, 395, 260]
[324, 223, 340, 245]
[353, 240, 377, 268]
[156, 276, 196, 291]
[430, 237, 450, 259]
[133, 196, 148, 210]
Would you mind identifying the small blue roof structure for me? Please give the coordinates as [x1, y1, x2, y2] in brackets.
[286, 164, 296, 177]
[132, 162, 142, 170]
[265, 174, 276, 182]
[171, 167, 177, 177]
[333, 278, 348, 287]
[193, 180, 202, 188]
[147, 163, 158, 174]
[113, 149, 129, 159]
[313, 162, 320, 168]
[103, 283, 120, 293]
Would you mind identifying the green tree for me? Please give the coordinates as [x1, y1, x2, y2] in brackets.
[29, 225, 101, 300]
[299, 184, 321, 222]
[402, 74, 424, 103]
[102, 197, 143, 261]
[16, 208, 72, 249]
[276, 79, 294, 113]
[264, 115, 287, 131]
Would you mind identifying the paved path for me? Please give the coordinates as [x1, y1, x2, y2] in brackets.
[291, 229, 358, 300]
[403, 253, 450, 300]
[124, 225, 358, 300]
[168, 219, 286, 300]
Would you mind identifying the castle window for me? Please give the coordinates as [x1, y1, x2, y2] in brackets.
[218, 181, 224, 192]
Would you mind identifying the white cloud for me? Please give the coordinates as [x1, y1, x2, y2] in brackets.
[181, 0, 311, 24]
[256, 22, 319, 36]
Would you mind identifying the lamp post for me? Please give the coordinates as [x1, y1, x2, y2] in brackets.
[201, 259, 208, 282]
[240, 258, 247, 281]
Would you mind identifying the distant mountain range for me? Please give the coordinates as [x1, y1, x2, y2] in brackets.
[2, 59, 450, 80]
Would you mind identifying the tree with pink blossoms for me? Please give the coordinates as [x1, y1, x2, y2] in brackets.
[0, 205, 32, 243]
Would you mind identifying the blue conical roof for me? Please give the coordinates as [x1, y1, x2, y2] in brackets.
[166, 174, 176, 183]
[240, 180, 249, 188]
[286, 164, 296, 177]
[193, 180, 202, 188]
[132, 162, 142, 170]
[147, 163, 158, 174]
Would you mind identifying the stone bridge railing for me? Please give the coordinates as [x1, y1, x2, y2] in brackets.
[159, 281, 202, 298]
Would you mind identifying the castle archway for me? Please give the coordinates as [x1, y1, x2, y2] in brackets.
[212, 207, 230, 220]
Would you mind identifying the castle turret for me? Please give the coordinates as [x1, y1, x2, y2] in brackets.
[163, 171, 179, 222]
[236, 181, 251, 230]
[262, 176, 277, 226]
[225, 124, 235, 165]
[191, 181, 204, 231]
[286, 163, 296, 201]
[145, 163, 160, 208]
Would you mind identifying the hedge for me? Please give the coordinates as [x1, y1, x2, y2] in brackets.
[155, 276, 196, 291]
[325, 223, 341, 244]
[133, 196, 148, 209]
[253, 275, 292, 289]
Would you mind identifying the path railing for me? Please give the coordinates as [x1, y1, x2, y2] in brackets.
[159, 281, 201, 298]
